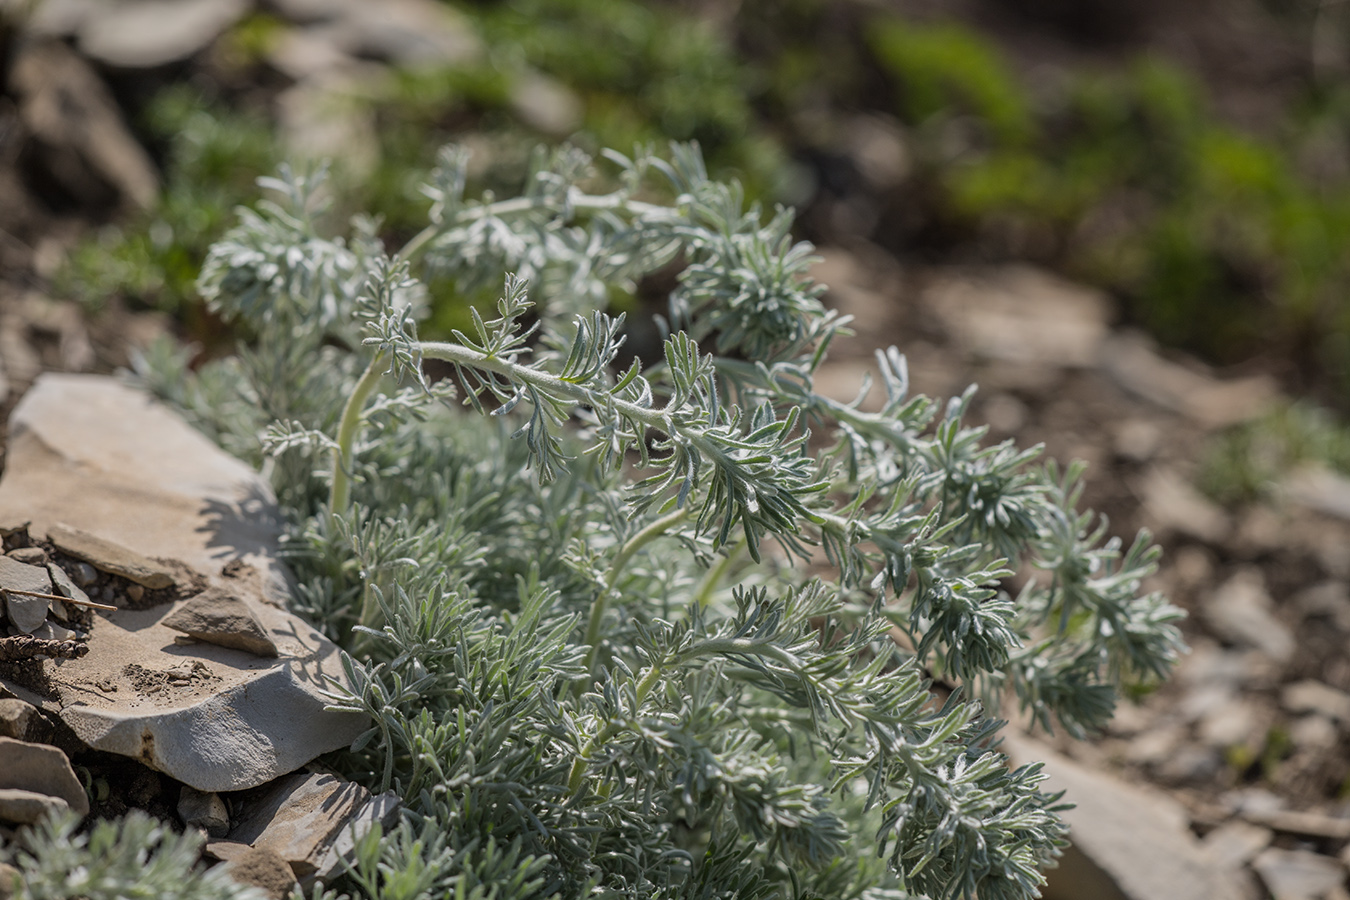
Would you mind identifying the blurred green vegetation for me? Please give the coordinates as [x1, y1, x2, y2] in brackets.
[1199, 402, 1350, 505]
[55, 1, 1350, 406]
[58, 1, 783, 336]
[869, 17, 1350, 393]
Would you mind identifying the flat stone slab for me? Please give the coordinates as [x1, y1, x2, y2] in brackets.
[1004, 734, 1241, 900]
[0, 736, 88, 815]
[229, 772, 399, 881]
[0, 374, 367, 792]
[163, 587, 278, 657]
[48, 522, 176, 589]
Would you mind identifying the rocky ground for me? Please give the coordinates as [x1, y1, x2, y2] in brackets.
[3, 2, 1350, 899]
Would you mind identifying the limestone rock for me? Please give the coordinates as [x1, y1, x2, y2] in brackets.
[510, 70, 583, 136]
[6, 547, 47, 566]
[0, 375, 367, 792]
[46, 564, 90, 619]
[0, 788, 69, 825]
[312, 0, 481, 66]
[1201, 819, 1272, 870]
[179, 786, 230, 837]
[1203, 569, 1295, 664]
[0, 375, 289, 601]
[48, 523, 175, 590]
[1139, 467, 1231, 545]
[79, 0, 252, 67]
[1101, 330, 1279, 429]
[0, 699, 37, 740]
[1, 556, 51, 633]
[221, 846, 299, 900]
[1282, 466, 1350, 522]
[8, 41, 159, 211]
[311, 788, 401, 882]
[0, 737, 88, 816]
[0, 556, 52, 596]
[1004, 733, 1240, 900]
[1282, 680, 1350, 722]
[163, 588, 278, 657]
[924, 265, 1112, 369]
[229, 773, 373, 878]
[1252, 848, 1345, 900]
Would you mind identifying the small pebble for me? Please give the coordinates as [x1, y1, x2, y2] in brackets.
[101, 586, 114, 603]
[126, 584, 144, 602]
[72, 563, 98, 586]
[6, 547, 47, 565]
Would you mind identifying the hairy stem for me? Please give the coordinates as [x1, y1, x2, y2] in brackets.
[567, 661, 666, 794]
[330, 351, 388, 513]
[581, 507, 692, 678]
[397, 191, 676, 266]
[692, 538, 747, 609]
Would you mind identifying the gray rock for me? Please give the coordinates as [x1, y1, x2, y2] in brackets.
[311, 0, 480, 66]
[1290, 714, 1339, 752]
[1293, 581, 1350, 631]
[1252, 848, 1345, 900]
[0, 557, 52, 629]
[220, 846, 299, 900]
[6, 547, 46, 566]
[0, 556, 52, 596]
[79, 0, 252, 68]
[4, 589, 49, 634]
[0, 375, 367, 792]
[266, 27, 357, 80]
[8, 41, 159, 211]
[1140, 467, 1231, 545]
[71, 562, 98, 587]
[179, 786, 230, 837]
[229, 773, 374, 878]
[48, 523, 175, 590]
[163, 587, 278, 657]
[1198, 699, 1260, 749]
[923, 266, 1112, 369]
[45, 564, 90, 622]
[310, 789, 401, 883]
[30, 621, 75, 643]
[510, 70, 583, 136]
[22, 0, 110, 37]
[0, 699, 37, 740]
[1101, 330, 1279, 429]
[0, 737, 88, 816]
[276, 70, 382, 180]
[1005, 734, 1240, 900]
[1282, 465, 1350, 523]
[1282, 680, 1350, 722]
[0, 788, 69, 825]
[1203, 569, 1295, 663]
[1201, 820, 1272, 870]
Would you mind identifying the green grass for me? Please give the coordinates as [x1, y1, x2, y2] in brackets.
[868, 16, 1350, 396]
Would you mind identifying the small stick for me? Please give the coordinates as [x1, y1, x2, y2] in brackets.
[2, 587, 117, 612]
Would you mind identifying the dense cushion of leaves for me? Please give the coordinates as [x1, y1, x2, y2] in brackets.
[103, 143, 1182, 900]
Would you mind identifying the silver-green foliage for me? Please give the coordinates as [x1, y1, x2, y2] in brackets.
[1, 811, 272, 900]
[132, 143, 1184, 900]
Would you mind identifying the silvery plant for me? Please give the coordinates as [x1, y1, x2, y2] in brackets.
[29, 144, 1182, 900]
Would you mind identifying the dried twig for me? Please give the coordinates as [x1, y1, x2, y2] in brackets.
[0, 633, 88, 661]
[3, 587, 117, 612]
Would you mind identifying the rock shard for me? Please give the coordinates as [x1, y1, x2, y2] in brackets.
[0, 374, 367, 792]
[163, 587, 279, 657]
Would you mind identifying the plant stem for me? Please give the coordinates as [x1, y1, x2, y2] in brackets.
[581, 507, 691, 677]
[692, 538, 747, 609]
[396, 191, 675, 265]
[330, 351, 387, 513]
[567, 661, 666, 794]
